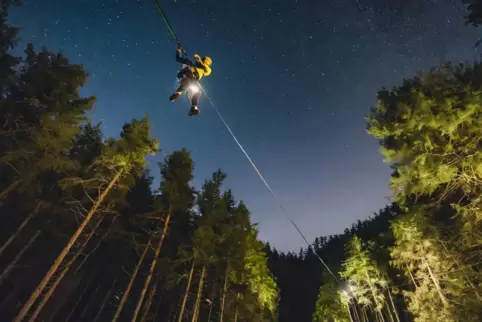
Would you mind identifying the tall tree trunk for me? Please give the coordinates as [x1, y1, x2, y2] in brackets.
[93, 278, 117, 322]
[385, 306, 394, 322]
[14, 171, 122, 322]
[0, 230, 40, 285]
[219, 265, 229, 322]
[79, 284, 99, 320]
[0, 203, 40, 258]
[192, 264, 206, 322]
[346, 302, 354, 322]
[352, 303, 361, 322]
[362, 307, 369, 322]
[74, 215, 117, 274]
[0, 178, 22, 199]
[365, 271, 384, 322]
[178, 255, 196, 322]
[406, 265, 418, 288]
[112, 240, 151, 322]
[207, 300, 213, 322]
[425, 261, 449, 306]
[140, 274, 160, 322]
[65, 280, 91, 322]
[132, 205, 172, 322]
[233, 293, 240, 322]
[46, 271, 84, 322]
[152, 295, 163, 322]
[386, 287, 400, 322]
[139, 288, 155, 322]
[28, 217, 104, 322]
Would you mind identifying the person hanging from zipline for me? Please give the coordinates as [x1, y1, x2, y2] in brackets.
[169, 42, 212, 116]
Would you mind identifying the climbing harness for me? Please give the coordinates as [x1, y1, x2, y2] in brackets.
[153, 0, 339, 282]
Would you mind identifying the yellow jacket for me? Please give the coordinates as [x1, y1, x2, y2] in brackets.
[191, 54, 211, 80]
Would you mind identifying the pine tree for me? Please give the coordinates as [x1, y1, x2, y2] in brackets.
[0, 0, 21, 93]
[340, 236, 388, 321]
[390, 211, 480, 322]
[366, 61, 482, 242]
[14, 117, 158, 321]
[132, 149, 195, 321]
[313, 280, 350, 322]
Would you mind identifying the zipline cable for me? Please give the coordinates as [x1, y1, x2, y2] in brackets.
[201, 90, 339, 281]
[153, 0, 339, 282]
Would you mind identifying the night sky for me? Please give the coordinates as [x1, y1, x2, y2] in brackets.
[8, 0, 480, 252]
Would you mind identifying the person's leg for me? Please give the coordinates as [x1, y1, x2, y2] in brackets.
[191, 91, 200, 107]
[188, 91, 201, 116]
[169, 77, 189, 102]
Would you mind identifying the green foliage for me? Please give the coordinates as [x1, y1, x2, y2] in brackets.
[312, 280, 350, 322]
[242, 227, 279, 314]
[0, 44, 96, 197]
[340, 236, 388, 313]
[367, 62, 482, 203]
[103, 117, 159, 174]
[159, 148, 195, 213]
[390, 211, 482, 322]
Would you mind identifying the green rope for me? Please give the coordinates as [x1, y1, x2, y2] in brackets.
[154, 0, 179, 44]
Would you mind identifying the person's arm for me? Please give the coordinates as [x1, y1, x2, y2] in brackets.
[176, 49, 194, 66]
[202, 64, 211, 76]
[194, 54, 211, 75]
[176, 50, 193, 66]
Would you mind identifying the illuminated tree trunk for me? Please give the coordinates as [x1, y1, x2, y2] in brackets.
[346, 302, 354, 322]
[387, 288, 400, 322]
[207, 299, 213, 322]
[0, 230, 40, 285]
[365, 271, 385, 322]
[132, 205, 172, 322]
[191, 264, 206, 322]
[28, 217, 104, 322]
[351, 303, 362, 322]
[426, 261, 448, 306]
[0, 203, 40, 258]
[219, 266, 229, 322]
[385, 306, 394, 322]
[14, 171, 122, 322]
[363, 307, 369, 322]
[406, 265, 418, 288]
[178, 255, 196, 322]
[233, 293, 240, 322]
[112, 239, 151, 322]
[139, 280, 157, 322]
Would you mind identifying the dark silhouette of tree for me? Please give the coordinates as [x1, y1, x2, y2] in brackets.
[463, 0, 482, 26]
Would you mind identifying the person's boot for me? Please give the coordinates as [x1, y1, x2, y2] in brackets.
[188, 106, 200, 116]
[169, 92, 181, 102]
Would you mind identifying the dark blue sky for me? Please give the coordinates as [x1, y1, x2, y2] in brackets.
[9, 0, 479, 252]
